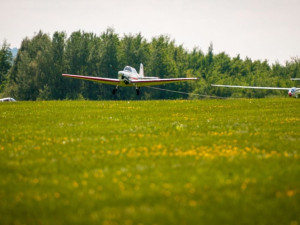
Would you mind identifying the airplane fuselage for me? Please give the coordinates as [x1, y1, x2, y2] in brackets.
[118, 70, 138, 85]
[117, 66, 158, 86]
[288, 87, 299, 97]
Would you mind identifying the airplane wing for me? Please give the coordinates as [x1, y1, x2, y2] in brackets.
[62, 74, 120, 85]
[62, 74, 198, 87]
[211, 84, 291, 90]
[132, 78, 199, 87]
[291, 78, 300, 81]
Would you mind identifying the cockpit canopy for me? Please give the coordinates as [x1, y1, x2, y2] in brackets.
[124, 66, 137, 74]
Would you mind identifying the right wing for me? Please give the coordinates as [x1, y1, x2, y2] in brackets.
[211, 84, 290, 90]
[132, 77, 198, 87]
[62, 74, 120, 86]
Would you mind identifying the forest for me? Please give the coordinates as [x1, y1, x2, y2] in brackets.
[0, 28, 299, 100]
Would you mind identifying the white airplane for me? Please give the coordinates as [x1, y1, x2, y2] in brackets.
[63, 64, 198, 95]
[0, 97, 16, 102]
[211, 84, 300, 98]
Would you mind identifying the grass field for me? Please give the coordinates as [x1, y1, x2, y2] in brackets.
[0, 99, 299, 225]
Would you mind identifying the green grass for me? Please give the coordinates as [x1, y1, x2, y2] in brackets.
[0, 99, 299, 225]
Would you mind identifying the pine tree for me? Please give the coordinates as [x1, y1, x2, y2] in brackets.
[0, 41, 12, 92]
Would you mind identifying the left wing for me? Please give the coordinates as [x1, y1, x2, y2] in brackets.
[132, 78, 198, 87]
[62, 74, 120, 85]
[211, 84, 290, 90]
[291, 78, 300, 81]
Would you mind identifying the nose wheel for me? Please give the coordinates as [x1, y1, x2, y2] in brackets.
[112, 86, 118, 95]
[136, 87, 140, 95]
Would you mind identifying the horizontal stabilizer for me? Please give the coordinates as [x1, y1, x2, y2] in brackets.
[133, 77, 198, 87]
[139, 76, 159, 79]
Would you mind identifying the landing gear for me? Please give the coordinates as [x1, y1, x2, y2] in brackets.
[122, 75, 130, 85]
[136, 87, 140, 95]
[112, 86, 118, 95]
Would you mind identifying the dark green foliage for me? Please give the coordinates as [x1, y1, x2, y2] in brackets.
[0, 41, 12, 93]
[2, 29, 300, 100]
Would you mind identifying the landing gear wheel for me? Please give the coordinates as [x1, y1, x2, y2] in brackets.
[136, 88, 140, 95]
[112, 88, 117, 95]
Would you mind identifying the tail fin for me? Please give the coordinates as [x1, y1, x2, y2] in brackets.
[139, 63, 144, 78]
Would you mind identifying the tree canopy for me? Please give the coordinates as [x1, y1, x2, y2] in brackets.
[0, 41, 12, 93]
[1, 29, 299, 100]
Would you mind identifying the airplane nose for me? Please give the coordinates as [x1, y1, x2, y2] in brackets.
[288, 92, 292, 97]
[118, 71, 124, 80]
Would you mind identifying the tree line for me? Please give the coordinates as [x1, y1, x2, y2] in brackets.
[1, 28, 299, 100]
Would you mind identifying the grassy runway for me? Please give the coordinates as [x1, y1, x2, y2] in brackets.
[0, 99, 299, 225]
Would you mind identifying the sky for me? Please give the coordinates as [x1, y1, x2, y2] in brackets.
[0, 0, 300, 64]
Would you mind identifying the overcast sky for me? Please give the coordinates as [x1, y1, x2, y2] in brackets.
[1, 0, 299, 64]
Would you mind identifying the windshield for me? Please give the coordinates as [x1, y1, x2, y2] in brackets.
[124, 66, 137, 74]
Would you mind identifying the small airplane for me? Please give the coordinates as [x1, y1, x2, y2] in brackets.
[211, 84, 300, 98]
[63, 64, 198, 95]
[0, 97, 16, 102]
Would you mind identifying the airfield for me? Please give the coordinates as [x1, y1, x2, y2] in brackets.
[0, 98, 299, 224]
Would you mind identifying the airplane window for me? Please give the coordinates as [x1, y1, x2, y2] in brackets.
[131, 68, 137, 74]
[124, 66, 132, 72]
[124, 66, 138, 74]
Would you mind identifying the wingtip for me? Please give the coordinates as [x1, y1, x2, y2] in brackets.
[62, 74, 73, 77]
